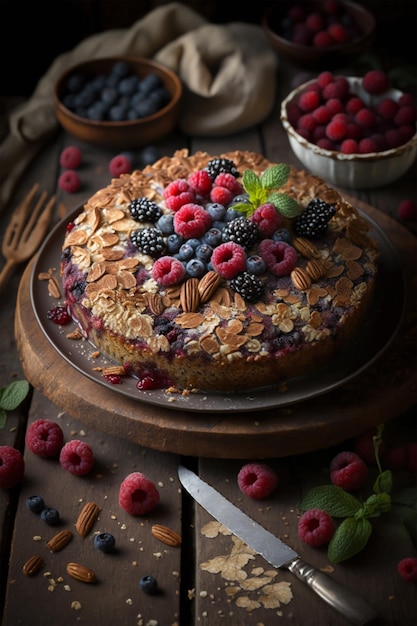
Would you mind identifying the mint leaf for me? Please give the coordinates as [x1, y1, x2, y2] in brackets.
[260, 164, 290, 190]
[374, 469, 392, 495]
[242, 170, 262, 196]
[328, 517, 372, 563]
[360, 492, 391, 518]
[267, 192, 301, 218]
[300, 485, 362, 518]
[0, 380, 30, 411]
[231, 202, 255, 217]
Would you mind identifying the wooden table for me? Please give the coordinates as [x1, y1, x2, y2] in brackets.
[1, 57, 416, 626]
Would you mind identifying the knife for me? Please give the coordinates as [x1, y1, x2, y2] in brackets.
[178, 465, 378, 626]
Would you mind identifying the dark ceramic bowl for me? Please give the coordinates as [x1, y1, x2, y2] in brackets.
[53, 56, 182, 148]
[262, 0, 375, 69]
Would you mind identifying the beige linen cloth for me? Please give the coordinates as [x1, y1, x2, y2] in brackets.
[0, 2, 277, 211]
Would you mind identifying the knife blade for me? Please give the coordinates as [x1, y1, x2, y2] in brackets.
[178, 465, 378, 626]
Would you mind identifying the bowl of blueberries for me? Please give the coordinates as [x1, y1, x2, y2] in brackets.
[262, 0, 375, 69]
[280, 69, 417, 189]
[53, 56, 182, 147]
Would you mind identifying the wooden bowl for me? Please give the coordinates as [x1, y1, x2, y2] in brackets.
[53, 56, 182, 148]
[262, 0, 375, 70]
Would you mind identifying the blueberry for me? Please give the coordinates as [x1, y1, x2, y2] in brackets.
[157, 214, 174, 235]
[109, 104, 128, 122]
[26, 495, 45, 513]
[166, 233, 184, 254]
[246, 255, 266, 276]
[186, 258, 206, 278]
[118, 76, 139, 96]
[41, 507, 60, 526]
[225, 207, 242, 222]
[135, 99, 159, 118]
[139, 74, 162, 96]
[203, 227, 222, 247]
[139, 575, 158, 594]
[111, 60, 132, 78]
[195, 243, 213, 262]
[206, 203, 226, 221]
[228, 194, 250, 206]
[66, 74, 85, 94]
[100, 86, 118, 105]
[93, 532, 116, 553]
[178, 243, 196, 261]
[273, 228, 292, 244]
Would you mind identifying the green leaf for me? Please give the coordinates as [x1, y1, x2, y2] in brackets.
[242, 170, 262, 196]
[231, 202, 255, 217]
[0, 380, 30, 411]
[328, 517, 373, 563]
[260, 164, 290, 190]
[267, 193, 301, 218]
[300, 485, 362, 518]
[360, 492, 391, 518]
[373, 469, 392, 495]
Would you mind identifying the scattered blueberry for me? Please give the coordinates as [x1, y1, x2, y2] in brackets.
[26, 495, 45, 513]
[139, 575, 158, 594]
[93, 532, 116, 553]
[40, 507, 60, 526]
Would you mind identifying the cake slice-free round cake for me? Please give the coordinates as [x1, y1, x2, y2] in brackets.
[60, 150, 378, 393]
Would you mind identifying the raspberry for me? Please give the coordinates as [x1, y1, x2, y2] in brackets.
[298, 509, 335, 547]
[406, 442, 417, 471]
[298, 90, 320, 113]
[109, 154, 132, 177]
[214, 173, 244, 196]
[355, 108, 376, 129]
[174, 203, 212, 239]
[164, 179, 196, 212]
[118, 471, 160, 515]
[297, 113, 317, 133]
[59, 440, 94, 476]
[362, 70, 390, 95]
[58, 170, 80, 193]
[237, 463, 278, 499]
[330, 451, 367, 492]
[313, 30, 334, 47]
[47, 305, 71, 325]
[25, 419, 64, 458]
[250, 203, 283, 237]
[383, 445, 408, 470]
[397, 557, 417, 582]
[358, 138, 378, 154]
[327, 23, 348, 43]
[345, 97, 364, 115]
[305, 12, 325, 32]
[59, 146, 82, 169]
[0, 446, 25, 489]
[325, 98, 344, 115]
[322, 77, 349, 100]
[316, 71, 334, 89]
[312, 105, 332, 124]
[326, 118, 347, 141]
[211, 242, 247, 279]
[187, 170, 213, 197]
[258, 239, 297, 276]
[287, 102, 302, 126]
[377, 98, 399, 121]
[340, 139, 359, 154]
[384, 129, 403, 149]
[210, 185, 233, 206]
[394, 105, 417, 126]
[152, 256, 185, 286]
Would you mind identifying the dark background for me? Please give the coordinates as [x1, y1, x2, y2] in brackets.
[0, 0, 416, 97]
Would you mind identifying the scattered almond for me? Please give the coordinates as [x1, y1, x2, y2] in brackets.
[66, 562, 96, 583]
[47, 529, 74, 553]
[23, 555, 45, 576]
[75, 502, 100, 537]
[151, 524, 182, 547]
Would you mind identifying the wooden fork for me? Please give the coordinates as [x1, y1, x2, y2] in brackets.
[0, 183, 55, 291]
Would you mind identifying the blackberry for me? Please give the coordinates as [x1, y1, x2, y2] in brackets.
[222, 217, 259, 249]
[294, 198, 336, 238]
[206, 158, 239, 181]
[130, 227, 165, 258]
[230, 271, 264, 302]
[130, 197, 162, 223]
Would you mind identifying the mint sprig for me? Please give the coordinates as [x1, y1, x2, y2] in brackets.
[0, 380, 30, 428]
[299, 424, 400, 564]
[233, 164, 301, 219]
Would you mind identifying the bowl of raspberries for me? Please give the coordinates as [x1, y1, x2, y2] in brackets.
[262, 0, 375, 69]
[53, 56, 182, 148]
[280, 69, 417, 189]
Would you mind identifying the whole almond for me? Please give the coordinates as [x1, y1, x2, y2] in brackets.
[75, 502, 100, 537]
[180, 278, 200, 313]
[292, 236, 320, 259]
[47, 529, 74, 552]
[23, 555, 45, 576]
[198, 271, 221, 303]
[66, 562, 96, 583]
[306, 258, 326, 282]
[151, 524, 182, 547]
[291, 267, 312, 291]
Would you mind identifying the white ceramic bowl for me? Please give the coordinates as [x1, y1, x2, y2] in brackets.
[280, 76, 417, 189]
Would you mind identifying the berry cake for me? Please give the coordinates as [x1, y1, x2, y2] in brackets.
[60, 150, 378, 393]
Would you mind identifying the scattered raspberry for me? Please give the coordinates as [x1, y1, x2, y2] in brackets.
[406, 442, 417, 471]
[59, 146, 82, 169]
[152, 256, 186, 286]
[362, 70, 390, 95]
[118, 471, 160, 515]
[211, 242, 247, 279]
[59, 440, 94, 476]
[383, 445, 408, 470]
[250, 203, 283, 237]
[187, 170, 213, 197]
[298, 509, 335, 547]
[25, 419, 64, 458]
[109, 154, 132, 177]
[210, 185, 233, 206]
[58, 170, 80, 193]
[214, 173, 244, 196]
[173, 203, 212, 239]
[330, 451, 368, 491]
[0, 446, 25, 489]
[164, 179, 196, 212]
[237, 463, 278, 499]
[397, 557, 417, 582]
[47, 305, 71, 325]
[258, 239, 297, 276]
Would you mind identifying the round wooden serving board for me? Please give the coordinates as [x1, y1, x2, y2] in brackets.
[15, 200, 416, 459]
